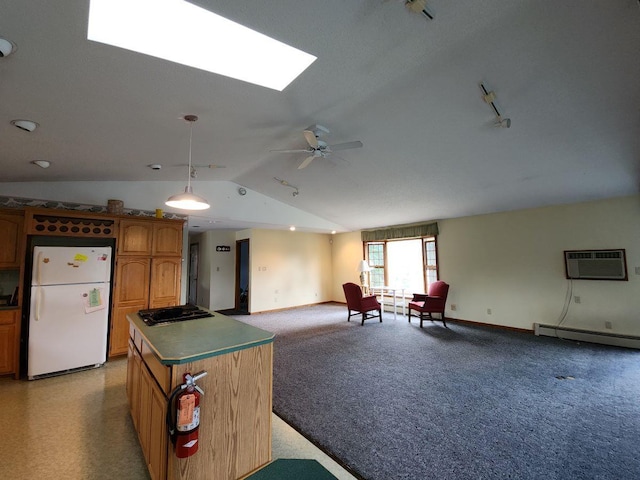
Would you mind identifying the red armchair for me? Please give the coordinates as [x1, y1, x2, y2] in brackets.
[342, 282, 382, 325]
[408, 281, 450, 328]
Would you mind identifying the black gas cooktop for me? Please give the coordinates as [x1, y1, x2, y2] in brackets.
[138, 304, 214, 326]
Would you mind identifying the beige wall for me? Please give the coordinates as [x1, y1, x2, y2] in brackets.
[438, 195, 640, 334]
[330, 231, 364, 301]
[331, 195, 640, 335]
[248, 229, 334, 313]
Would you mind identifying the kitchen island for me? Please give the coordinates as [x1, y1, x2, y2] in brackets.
[126, 310, 274, 480]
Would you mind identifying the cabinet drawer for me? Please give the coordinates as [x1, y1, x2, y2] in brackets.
[0, 309, 19, 325]
[128, 322, 144, 352]
[141, 340, 171, 394]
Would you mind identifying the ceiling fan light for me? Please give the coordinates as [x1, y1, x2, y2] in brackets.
[166, 186, 210, 210]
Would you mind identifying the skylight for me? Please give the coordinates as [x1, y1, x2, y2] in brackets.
[87, 0, 316, 91]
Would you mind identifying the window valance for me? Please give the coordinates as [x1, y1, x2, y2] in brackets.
[361, 221, 439, 242]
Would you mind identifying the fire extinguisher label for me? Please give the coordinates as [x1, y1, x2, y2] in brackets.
[177, 394, 200, 431]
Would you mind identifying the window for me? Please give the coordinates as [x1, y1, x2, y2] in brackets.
[366, 242, 385, 287]
[364, 237, 438, 293]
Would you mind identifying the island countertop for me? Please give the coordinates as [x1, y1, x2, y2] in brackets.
[127, 310, 274, 365]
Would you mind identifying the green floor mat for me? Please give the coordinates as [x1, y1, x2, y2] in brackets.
[247, 459, 338, 480]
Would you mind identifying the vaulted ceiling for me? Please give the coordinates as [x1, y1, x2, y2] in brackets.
[2, 1, 639, 232]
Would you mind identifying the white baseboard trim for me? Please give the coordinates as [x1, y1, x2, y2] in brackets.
[534, 323, 640, 349]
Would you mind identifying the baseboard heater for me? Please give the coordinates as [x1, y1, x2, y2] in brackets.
[534, 323, 640, 349]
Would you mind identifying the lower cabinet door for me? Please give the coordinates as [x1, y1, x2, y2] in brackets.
[111, 305, 146, 357]
[148, 380, 168, 480]
[139, 360, 168, 480]
[0, 324, 16, 374]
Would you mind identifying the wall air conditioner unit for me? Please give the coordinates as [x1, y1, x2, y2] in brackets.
[564, 249, 627, 281]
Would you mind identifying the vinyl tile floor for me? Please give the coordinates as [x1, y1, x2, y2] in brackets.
[0, 358, 356, 480]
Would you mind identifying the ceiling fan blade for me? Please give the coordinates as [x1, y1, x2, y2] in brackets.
[303, 130, 319, 149]
[328, 140, 363, 151]
[270, 148, 312, 154]
[298, 156, 315, 170]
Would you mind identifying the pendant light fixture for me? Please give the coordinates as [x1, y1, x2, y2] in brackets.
[165, 115, 210, 210]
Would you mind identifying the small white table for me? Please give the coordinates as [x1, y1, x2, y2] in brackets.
[370, 286, 406, 320]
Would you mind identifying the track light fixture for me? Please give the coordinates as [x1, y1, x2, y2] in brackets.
[274, 177, 299, 197]
[405, 0, 434, 20]
[480, 83, 511, 128]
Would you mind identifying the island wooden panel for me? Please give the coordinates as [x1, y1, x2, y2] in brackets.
[167, 343, 273, 480]
[127, 315, 273, 480]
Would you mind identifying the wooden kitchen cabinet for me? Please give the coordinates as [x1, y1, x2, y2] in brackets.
[128, 333, 168, 480]
[152, 223, 183, 257]
[0, 308, 20, 376]
[114, 257, 151, 304]
[118, 220, 182, 257]
[110, 217, 183, 357]
[118, 220, 153, 256]
[110, 257, 151, 356]
[126, 340, 142, 429]
[145, 366, 168, 480]
[0, 212, 24, 267]
[149, 258, 182, 309]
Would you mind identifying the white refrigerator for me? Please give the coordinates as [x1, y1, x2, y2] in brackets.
[28, 246, 112, 379]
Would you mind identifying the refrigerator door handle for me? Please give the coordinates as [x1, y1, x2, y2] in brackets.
[36, 250, 43, 286]
[35, 250, 43, 321]
[35, 286, 42, 321]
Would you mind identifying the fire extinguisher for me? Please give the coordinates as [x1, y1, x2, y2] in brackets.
[167, 371, 207, 458]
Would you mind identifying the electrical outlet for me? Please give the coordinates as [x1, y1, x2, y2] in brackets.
[635, 266, 640, 275]
[574, 295, 581, 304]
[605, 321, 613, 329]
[486, 308, 492, 315]
[450, 304, 457, 311]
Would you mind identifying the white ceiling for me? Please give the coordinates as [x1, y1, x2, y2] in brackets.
[2, 1, 639, 232]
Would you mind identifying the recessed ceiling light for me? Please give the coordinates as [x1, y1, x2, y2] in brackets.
[87, 0, 317, 91]
[31, 160, 51, 169]
[0, 37, 17, 57]
[289, 226, 296, 231]
[11, 119, 38, 132]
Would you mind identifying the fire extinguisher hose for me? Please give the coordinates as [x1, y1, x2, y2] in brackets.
[166, 384, 184, 445]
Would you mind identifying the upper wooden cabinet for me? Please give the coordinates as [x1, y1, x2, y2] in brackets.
[0, 213, 24, 267]
[118, 220, 154, 256]
[152, 223, 183, 257]
[118, 219, 183, 257]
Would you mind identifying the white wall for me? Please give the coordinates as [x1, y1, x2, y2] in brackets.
[191, 230, 237, 310]
[330, 195, 640, 336]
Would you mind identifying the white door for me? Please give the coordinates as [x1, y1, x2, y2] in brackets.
[32, 246, 111, 286]
[28, 282, 110, 378]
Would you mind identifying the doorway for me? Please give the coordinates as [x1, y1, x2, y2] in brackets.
[188, 243, 198, 305]
[235, 239, 249, 313]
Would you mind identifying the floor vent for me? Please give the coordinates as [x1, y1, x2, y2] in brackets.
[534, 323, 640, 349]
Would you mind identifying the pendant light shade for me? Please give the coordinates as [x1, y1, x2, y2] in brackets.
[166, 115, 210, 210]
[166, 186, 210, 210]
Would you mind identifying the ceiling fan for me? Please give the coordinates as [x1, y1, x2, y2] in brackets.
[271, 125, 363, 170]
